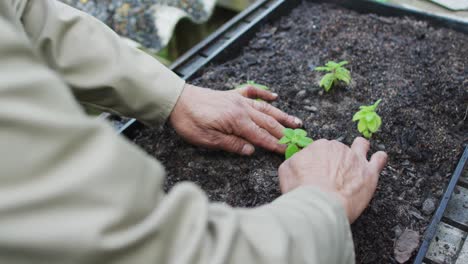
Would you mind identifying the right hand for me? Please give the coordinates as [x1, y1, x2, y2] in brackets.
[278, 137, 387, 223]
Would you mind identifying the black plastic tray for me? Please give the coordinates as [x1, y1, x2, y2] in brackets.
[116, 1, 467, 262]
[414, 146, 468, 263]
[118, 0, 467, 136]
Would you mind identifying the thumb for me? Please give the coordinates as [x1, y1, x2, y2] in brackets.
[217, 134, 255, 156]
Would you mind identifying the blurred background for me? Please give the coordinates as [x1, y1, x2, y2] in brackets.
[60, 0, 466, 118]
[61, 0, 467, 66]
[61, 0, 258, 65]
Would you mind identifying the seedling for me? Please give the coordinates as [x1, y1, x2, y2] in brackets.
[352, 99, 382, 139]
[236, 81, 270, 101]
[278, 128, 313, 159]
[236, 80, 269, 91]
[315, 61, 351, 92]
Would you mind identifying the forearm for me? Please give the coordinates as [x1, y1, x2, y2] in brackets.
[1, 2, 354, 262]
[21, 0, 185, 125]
[230, 187, 355, 263]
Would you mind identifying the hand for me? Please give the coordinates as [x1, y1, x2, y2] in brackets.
[169, 84, 302, 155]
[278, 137, 387, 223]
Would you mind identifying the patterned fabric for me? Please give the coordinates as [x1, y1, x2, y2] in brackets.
[61, 0, 216, 50]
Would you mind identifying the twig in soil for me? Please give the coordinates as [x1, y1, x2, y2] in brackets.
[463, 105, 468, 120]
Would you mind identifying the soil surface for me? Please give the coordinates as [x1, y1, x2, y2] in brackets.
[133, 2, 468, 263]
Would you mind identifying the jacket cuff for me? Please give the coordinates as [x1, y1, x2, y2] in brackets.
[146, 70, 185, 127]
[269, 186, 355, 263]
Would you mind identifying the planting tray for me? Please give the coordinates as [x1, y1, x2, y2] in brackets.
[113, 0, 467, 263]
[116, 0, 468, 136]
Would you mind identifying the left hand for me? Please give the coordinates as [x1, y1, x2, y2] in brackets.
[169, 84, 303, 155]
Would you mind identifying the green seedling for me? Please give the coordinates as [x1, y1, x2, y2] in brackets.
[352, 99, 382, 139]
[278, 128, 314, 159]
[236, 81, 269, 101]
[315, 61, 351, 92]
[236, 80, 269, 91]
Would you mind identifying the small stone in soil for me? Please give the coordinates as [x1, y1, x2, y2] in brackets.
[392, 225, 403, 238]
[377, 144, 386, 150]
[296, 90, 307, 98]
[304, 105, 318, 112]
[422, 198, 436, 215]
[394, 229, 420, 263]
[336, 135, 346, 142]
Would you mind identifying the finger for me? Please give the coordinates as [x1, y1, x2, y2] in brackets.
[249, 110, 285, 139]
[216, 133, 256, 156]
[238, 119, 287, 154]
[248, 99, 302, 128]
[237, 86, 278, 101]
[351, 137, 370, 159]
[369, 151, 388, 175]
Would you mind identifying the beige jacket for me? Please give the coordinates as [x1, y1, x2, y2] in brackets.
[0, 1, 354, 263]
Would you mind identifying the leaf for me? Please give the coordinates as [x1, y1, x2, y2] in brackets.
[338, 61, 349, 66]
[278, 136, 291, 144]
[358, 120, 367, 133]
[326, 61, 340, 69]
[315, 66, 330, 72]
[297, 137, 313, 147]
[285, 144, 300, 159]
[370, 99, 382, 111]
[236, 81, 269, 91]
[353, 111, 366, 121]
[283, 128, 294, 138]
[365, 113, 375, 122]
[375, 114, 382, 128]
[362, 130, 372, 139]
[320, 73, 335, 92]
[294, 129, 307, 137]
[335, 68, 351, 84]
[367, 117, 379, 132]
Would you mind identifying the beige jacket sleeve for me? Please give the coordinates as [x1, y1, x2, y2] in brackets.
[0, 1, 355, 264]
[20, 0, 185, 126]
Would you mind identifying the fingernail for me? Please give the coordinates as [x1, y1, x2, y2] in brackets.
[272, 93, 278, 98]
[294, 117, 303, 126]
[242, 144, 255, 155]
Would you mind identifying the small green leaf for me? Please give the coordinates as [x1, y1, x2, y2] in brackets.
[326, 61, 340, 68]
[320, 73, 335, 92]
[352, 111, 365, 121]
[236, 81, 269, 91]
[358, 120, 367, 133]
[362, 130, 372, 139]
[335, 68, 351, 84]
[375, 115, 382, 128]
[367, 118, 379, 132]
[338, 61, 349, 66]
[365, 113, 376, 122]
[285, 144, 300, 159]
[294, 129, 307, 137]
[297, 137, 313, 147]
[278, 136, 291, 144]
[283, 128, 294, 138]
[371, 99, 382, 109]
[315, 66, 330, 71]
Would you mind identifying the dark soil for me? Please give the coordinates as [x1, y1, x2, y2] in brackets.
[133, 2, 468, 263]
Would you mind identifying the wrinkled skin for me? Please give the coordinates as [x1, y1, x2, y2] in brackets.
[170, 84, 302, 155]
[170, 84, 387, 223]
[279, 137, 388, 223]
